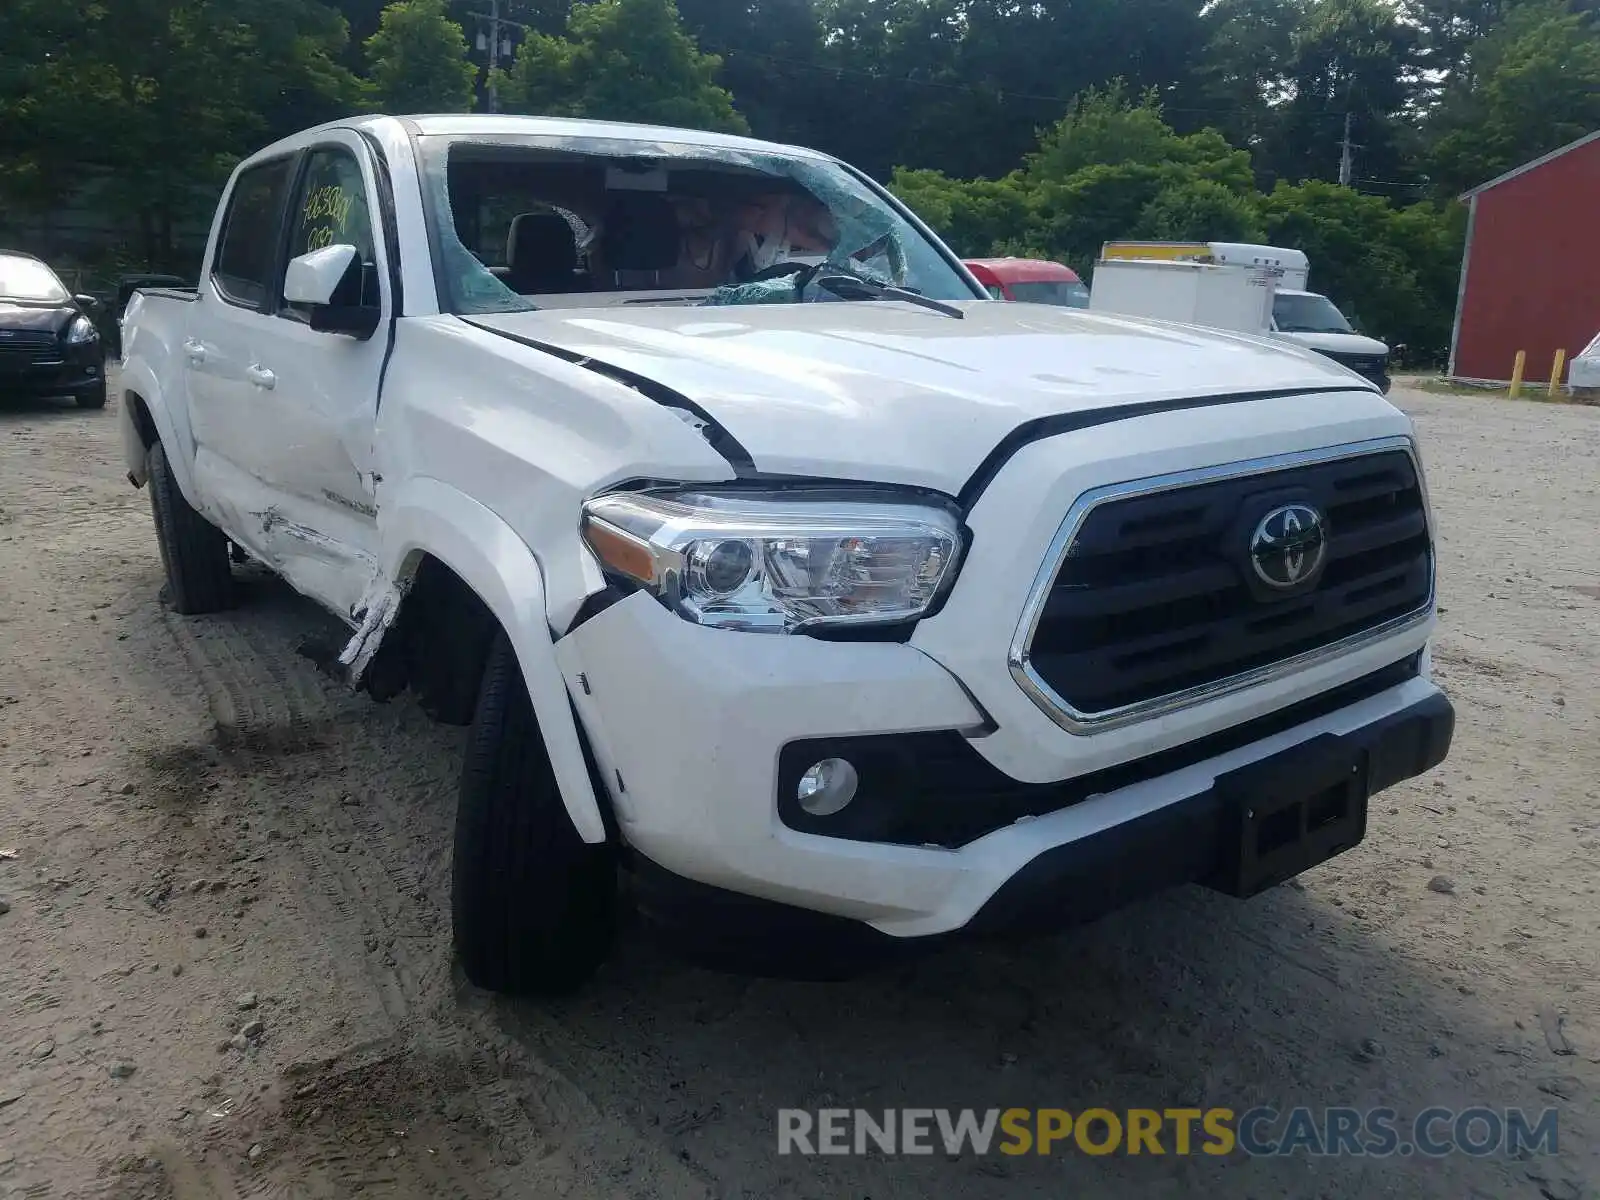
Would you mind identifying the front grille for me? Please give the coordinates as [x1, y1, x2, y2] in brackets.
[1323, 351, 1386, 376]
[0, 329, 62, 370]
[1023, 448, 1431, 720]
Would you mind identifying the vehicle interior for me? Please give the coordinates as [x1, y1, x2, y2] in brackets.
[424, 138, 972, 314]
[443, 145, 845, 308]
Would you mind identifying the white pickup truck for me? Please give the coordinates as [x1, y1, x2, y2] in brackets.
[119, 114, 1453, 995]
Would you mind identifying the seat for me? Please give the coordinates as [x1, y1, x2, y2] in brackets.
[598, 193, 681, 287]
[503, 212, 581, 295]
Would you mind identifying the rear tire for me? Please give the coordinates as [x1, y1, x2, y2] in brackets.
[148, 441, 235, 614]
[453, 631, 616, 995]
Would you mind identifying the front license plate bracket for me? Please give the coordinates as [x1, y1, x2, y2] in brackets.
[1209, 733, 1369, 897]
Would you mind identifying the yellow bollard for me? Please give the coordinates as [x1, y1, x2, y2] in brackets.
[1509, 350, 1526, 398]
[1549, 349, 1567, 398]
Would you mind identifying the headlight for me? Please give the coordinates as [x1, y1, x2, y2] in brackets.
[581, 489, 963, 633]
[66, 315, 98, 344]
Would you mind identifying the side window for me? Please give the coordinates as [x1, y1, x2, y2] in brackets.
[984, 285, 1005, 300]
[282, 148, 380, 316]
[212, 158, 294, 309]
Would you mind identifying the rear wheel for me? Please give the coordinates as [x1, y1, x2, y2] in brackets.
[453, 631, 616, 995]
[148, 441, 235, 614]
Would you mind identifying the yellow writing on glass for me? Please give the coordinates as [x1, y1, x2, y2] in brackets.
[303, 184, 354, 230]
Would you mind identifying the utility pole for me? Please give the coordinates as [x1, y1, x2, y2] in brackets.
[470, 0, 522, 113]
[1338, 111, 1355, 187]
[486, 0, 502, 113]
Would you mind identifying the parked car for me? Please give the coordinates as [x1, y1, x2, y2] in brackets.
[119, 114, 1452, 996]
[964, 257, 1090, 307]
[0, 250, 108, 408]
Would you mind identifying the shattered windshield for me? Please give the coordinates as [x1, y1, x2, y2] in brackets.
[415, 133, 978, 313]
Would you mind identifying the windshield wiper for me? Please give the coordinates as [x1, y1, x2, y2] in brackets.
[812, 271, 964, 319]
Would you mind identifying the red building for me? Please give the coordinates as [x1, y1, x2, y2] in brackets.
[1449, 129, 1600, 383]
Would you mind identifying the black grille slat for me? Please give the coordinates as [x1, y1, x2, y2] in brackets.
[1028, 450, 1430, 716]
[1040, 562, 1238, 623]
[1037, 567, 1425, 694]
[0, 330, 62, 371]
[0, 330, 59, 350]
[1325, 511, 1428, 562]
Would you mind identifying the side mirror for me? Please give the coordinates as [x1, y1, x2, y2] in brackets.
[75, 293, 101, 312]
[284, 244, 380, 338]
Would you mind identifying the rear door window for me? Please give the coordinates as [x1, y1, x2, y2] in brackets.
[212, 158, 294, 309]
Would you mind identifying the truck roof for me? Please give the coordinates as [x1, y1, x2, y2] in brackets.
[964, 257, 1082, 283]
[242, 113, 832, 168]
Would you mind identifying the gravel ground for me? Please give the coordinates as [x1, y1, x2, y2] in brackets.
[0, 378, 1597, 1199]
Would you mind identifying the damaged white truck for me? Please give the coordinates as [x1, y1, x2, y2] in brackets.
[119, 114, 1453, 995]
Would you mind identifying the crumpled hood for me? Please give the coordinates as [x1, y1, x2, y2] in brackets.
[472, 301, 1375, 494]
[0, 303, 74, 335]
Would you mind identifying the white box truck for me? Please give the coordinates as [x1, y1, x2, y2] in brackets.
[1088, 258, 1278, 335]
[1094, 242, 1391, 392]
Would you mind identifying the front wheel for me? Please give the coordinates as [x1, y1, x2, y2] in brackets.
[75, 379, 108, 409]
[148, 441, 235, 614]
[452, 631, 616, 995]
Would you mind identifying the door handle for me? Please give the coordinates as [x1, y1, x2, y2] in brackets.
[246, 364, 276, 390]
[183, 339, 206, 364]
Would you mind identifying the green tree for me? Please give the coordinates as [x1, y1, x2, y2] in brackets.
[674, 0, 828, 145]
[364, 0, 477, 112]
[1426, 1, 1600, 194]
[1025, 85, 1257, 192]
[1134, 179, 1268, 242]
[888, 168, 1032, 256]
[1259, 180, 1463, 358]
[1408, 0, 1516, 84]
[0, 0, 359, 265]
[496, 0, 747, 132]
[1020, 86, 1260, 270]
[1265, 0, 1422, 190]
[1193, 0, 1302, 154]
[891, 86, 1265, 274]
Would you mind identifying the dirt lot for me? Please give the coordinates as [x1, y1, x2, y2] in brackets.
[1, 378, 1597, 1199]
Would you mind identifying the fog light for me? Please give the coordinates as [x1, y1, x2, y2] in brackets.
[797, 758, 858, 816]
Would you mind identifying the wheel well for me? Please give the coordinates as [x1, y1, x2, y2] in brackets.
[363, 554, 499, 726]
[363, 554, 622, 841]
[126, 392, 158, 449]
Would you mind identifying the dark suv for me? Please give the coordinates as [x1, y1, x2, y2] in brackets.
[0, 250, 107, 409]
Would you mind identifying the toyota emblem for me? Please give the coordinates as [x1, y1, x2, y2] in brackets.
[1249, 503, 1327, 590]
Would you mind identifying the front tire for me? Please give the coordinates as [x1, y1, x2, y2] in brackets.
[148, 441, 235, 614]
[75, 379, 108, 409]
[453, 631, 616, 995]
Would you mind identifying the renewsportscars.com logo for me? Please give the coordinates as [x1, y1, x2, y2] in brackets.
[777, 1106, 1560, 1158]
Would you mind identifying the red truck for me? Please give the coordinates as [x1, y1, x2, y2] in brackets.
[964, 257, 1089, 307]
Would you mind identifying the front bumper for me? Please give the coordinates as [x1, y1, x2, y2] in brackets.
[631, 687, 1452, 973]
[557, 591, 1450, 944]
[0, 342, 103, 396]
